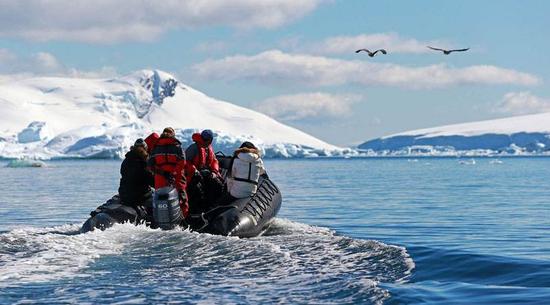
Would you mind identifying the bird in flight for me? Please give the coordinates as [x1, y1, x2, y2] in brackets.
[355, 49, 387, 57]
[427, 46, 469, 55]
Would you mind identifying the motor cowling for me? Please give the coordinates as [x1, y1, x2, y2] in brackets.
[152, 187, 182, 230]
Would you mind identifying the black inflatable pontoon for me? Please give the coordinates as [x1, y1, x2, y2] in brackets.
[80, 195, 150, 233]
[187, 175, 281, 237]
[80, 155, 282, 238]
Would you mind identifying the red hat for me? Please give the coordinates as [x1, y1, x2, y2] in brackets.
[144, 132, 160, 153]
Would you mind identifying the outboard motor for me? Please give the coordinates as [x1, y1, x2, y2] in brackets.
[152, 187, 183, 230]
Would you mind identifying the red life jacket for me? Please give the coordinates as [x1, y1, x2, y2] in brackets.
[148, 137, 187, 191]
[148, 136, 188, 217]
[187, 133, 219, 172]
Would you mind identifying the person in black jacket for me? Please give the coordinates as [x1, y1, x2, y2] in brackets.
[118, 138, 155, 209]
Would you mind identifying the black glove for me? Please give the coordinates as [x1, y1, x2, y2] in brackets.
[200, 169, 213, 179]
[192, 170, 202, 182]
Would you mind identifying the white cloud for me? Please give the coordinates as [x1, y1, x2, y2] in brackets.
[0, 48, 118, 78]
[307, 33, 448, 54]
[495, 92, 550, 115]
[0, 0, 322, 43]
[66, 66, 119, 79]
[254, 92, 360, 121]
[32, 52, 64, 72]
[0, 49, 65, 74]
[193, 50, 541, 88]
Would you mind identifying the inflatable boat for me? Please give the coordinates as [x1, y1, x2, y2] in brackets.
[80, 195, 151, 233]
[80, 155, 282, 238]
[188, 174, 281, 237]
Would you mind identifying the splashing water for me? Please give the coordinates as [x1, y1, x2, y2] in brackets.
[0, 219, 413, 304]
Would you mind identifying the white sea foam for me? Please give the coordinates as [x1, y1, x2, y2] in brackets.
[0, 223, 153, 285]
[0, 219, 414, 304]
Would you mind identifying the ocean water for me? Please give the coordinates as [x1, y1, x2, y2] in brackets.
[0, 158, 548, 304]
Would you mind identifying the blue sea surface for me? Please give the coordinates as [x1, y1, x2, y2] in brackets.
[0, 158, 549, 304]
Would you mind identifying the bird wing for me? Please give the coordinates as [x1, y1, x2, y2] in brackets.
[355, 49, 369, 53]
[379, 49, 387, 54]
[427, 46, 445, 52]
[450, 48, 470, 52]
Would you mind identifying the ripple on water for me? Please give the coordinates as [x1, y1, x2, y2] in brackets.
[0, 219, 414, 304]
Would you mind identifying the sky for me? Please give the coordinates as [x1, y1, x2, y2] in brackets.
[0, 0, 549, 146]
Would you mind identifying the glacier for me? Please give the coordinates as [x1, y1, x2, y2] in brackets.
[0, 70, 358, 160]
[359, 112, 550, 156]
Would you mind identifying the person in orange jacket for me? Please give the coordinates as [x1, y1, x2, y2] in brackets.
[147, 127, 189, 217]
[185, 130, 220, 179]
[185, 129, 223, 212]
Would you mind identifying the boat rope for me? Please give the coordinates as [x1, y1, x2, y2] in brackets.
[241, 179, 279, 219]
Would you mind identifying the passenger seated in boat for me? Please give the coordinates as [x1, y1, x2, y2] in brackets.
[118, 138, 154, 211]
[185, 129, 224, 212]
[217, 141, 266, 206]
[148, 127, 189, 218]
[185, 129, 221, 178]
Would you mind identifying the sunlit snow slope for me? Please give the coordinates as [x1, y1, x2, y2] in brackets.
[359, 112, 550, 156]
[0, 70, 353, 159]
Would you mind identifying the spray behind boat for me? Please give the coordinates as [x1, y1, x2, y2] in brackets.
[152, 186, 183, 229]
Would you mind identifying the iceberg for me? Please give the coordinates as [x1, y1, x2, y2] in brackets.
[5, 159, 47, 168]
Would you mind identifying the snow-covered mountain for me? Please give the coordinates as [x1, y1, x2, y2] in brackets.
[0, 70, 355, 159]
[359, 112, 550, 156]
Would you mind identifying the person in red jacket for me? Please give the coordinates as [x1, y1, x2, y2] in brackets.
[185, 129, 220, 179]
[147, 127, 189, 217]
[185, 129, 223, 212]
[144, 132, 159, 154]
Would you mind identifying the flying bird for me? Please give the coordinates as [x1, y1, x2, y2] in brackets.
[355, 49, 387, 57]
[427, 46, 469, 55]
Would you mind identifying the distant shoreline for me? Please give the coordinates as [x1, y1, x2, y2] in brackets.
[3, 154, 550, 162]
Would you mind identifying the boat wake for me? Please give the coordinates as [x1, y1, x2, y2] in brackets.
[0, 219, 414, 304]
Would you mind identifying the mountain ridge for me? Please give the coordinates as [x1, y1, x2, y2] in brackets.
[0, 70, 355, 159]
[359, 112, 550, 156]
